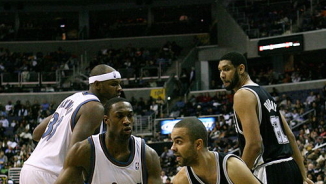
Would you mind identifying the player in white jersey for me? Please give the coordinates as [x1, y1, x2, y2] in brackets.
[54, 97, 162, 184]
[20, 64, 122, 184]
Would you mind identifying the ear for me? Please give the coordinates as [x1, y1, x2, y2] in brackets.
[238, 64, 246, 74]
[103, 115, 109, 125]
[195, 139, 204, 150]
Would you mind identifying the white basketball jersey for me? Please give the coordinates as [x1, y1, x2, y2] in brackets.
[24, 92, 100, 176]
[86, 134, 146, 184]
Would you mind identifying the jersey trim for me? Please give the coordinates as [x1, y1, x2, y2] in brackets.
[141, 138, 147, 184]
[241, 87, 262, 124]
[100, 134, 136, 166]
[85, 136, 96, 184]
[186, 166, 203, 184]
[70, 99, 100, 131]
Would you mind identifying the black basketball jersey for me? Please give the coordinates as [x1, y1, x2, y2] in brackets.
[185, 152, 236, 184]
[234, 84, 293, 168]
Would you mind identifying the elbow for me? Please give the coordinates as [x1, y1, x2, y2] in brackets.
[32, 130, 41, 142]
[247, 140, 263, 154]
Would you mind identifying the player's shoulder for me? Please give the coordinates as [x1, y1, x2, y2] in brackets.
[66, 139, 92, 168]
[172, 167, 189, 184]
[226, 155, 243, 166]
[79, 100, 104, 113]
[70, 139, 92, 160]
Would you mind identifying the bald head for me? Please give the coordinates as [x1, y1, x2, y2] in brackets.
[90, 64, 116, 77]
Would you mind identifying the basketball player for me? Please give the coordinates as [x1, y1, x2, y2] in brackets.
[54, 97, 162, 184]
[20, 64, 122, 184]
[218, 52, 313, 184]
[170, 117, 262, 184]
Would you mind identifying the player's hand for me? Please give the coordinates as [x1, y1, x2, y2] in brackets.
[303, 178, 313, 184]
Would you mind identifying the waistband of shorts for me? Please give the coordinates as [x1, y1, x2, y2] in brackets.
[22, 164, 59, 177]
[255, 157, 293, 170]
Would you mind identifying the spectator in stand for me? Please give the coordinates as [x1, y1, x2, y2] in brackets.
[0, 103, 5, 117]
[135, 97, 147, 115]
[200, 92, 212, 104]
[165, 177, 172, 184]
[0, 123, 5, 138]
[13, 100, 22, 116]
[160, 170, 168, 184]
[315, 93, 325, 111]
[149, 101, 159, 116]
[305, 91, 317, 107]
[294, 99, 305, 110]
[30, 100, 40, 122]
[292, 108, 300, 122]
[189, 66, 196, 91]
[155, 96, 165, 110]
[160, 146, 175, 176]
[5, 101, 13, 116]
[40, 100, 50, 113]
[179, 68, 189, 95]
[0, 116, 9, 129]
[282, 73, 292, 83]
[291, 70, 302, 83]
[0, 151, 8, 170]
[17, 105, 29, 119]
[278, 94, 290, 107]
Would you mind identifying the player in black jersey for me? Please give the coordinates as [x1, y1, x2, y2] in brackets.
[218, 52, 313, 184]
[170, 117, 261, 184]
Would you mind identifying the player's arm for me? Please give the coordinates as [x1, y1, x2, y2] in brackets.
[32, 115, 52, 142]
[69, 101, 104, 148]
[145, 145, 163, 184]
[171, 167, 189, 184]
[233, 89, 262, 170]
[227, 156, 262, 184]
[280, 114, 313, 184]
[55, 139, 90, 184]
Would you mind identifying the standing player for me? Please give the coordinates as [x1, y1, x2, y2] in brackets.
[218, 52, 313, 184]
[170, 117, 262, 184]
[54, 97, 162, 184]
[20, 64, 122, 184]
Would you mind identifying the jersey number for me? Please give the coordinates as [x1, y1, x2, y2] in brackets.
[270, 116, 289, 144]
[42, 112, 63, 141]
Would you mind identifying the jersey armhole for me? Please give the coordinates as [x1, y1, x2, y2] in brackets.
[84, 136, 96, 184]
[141, 139, 148, 184]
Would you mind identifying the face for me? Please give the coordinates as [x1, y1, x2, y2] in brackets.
[170, 127, 199, 167]
[105, 101, 134, 139]
[218, 60, 240, 91]
[99, 79, 122, 100]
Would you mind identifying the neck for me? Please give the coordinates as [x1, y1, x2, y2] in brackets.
[191, 151, 217, 183]
[234, 74, 254, 92]
[192, 150, 214, 171]
[106, 133, 130, 151]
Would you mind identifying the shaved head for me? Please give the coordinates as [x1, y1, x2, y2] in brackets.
[90, 64, 116, 77]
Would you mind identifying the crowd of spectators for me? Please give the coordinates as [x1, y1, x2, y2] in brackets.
[84, 41, 183, 90]
[0, 98, 56, 182]
[227, 0, 326, 38]
[1, 3, 211, 41]
[0, 40, 183, 92]
[0, 0, 325, 41]
[0, 46, 79, 92]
